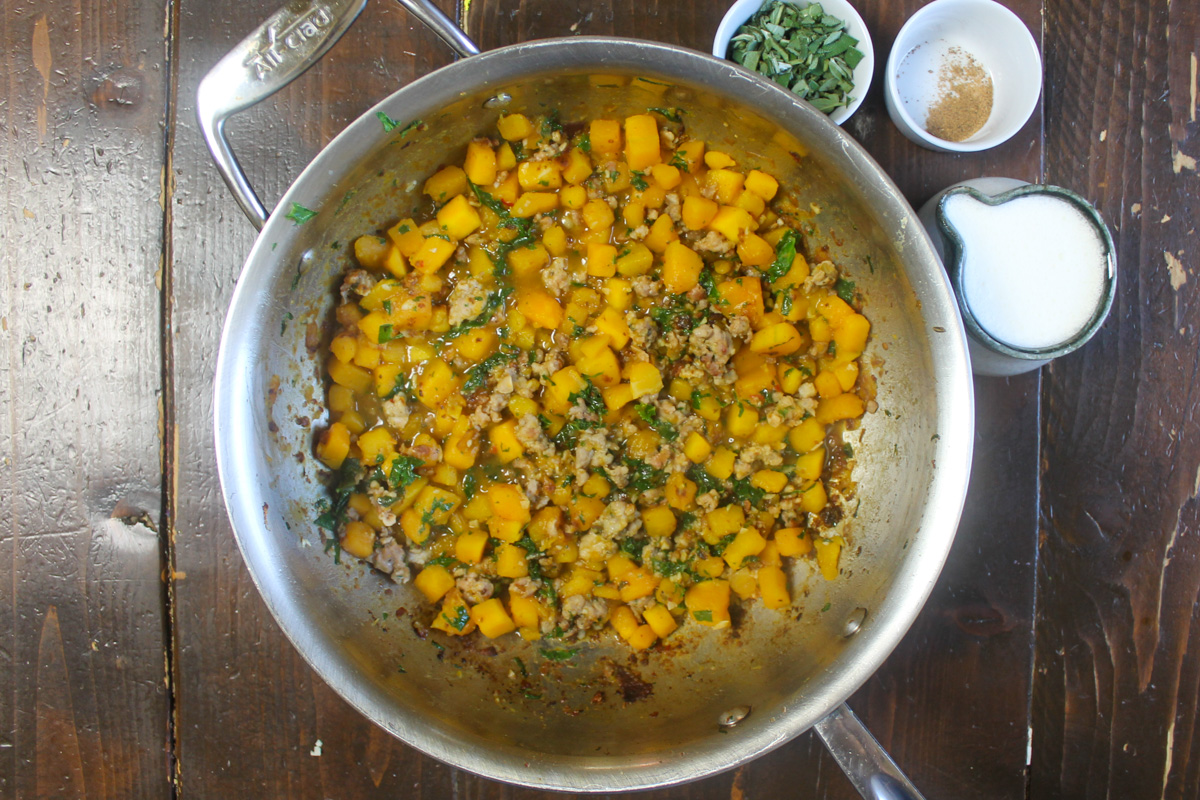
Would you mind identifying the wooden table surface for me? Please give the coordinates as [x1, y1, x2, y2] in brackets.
[2, 0, 1197, 797]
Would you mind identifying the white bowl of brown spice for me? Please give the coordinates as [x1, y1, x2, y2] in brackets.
[883, 0, 1041, 152]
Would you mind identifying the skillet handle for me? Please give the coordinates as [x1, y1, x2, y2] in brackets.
[197, 0, 370, 230]
[196, 0, 481, 231]
[813, 704, 927, 800]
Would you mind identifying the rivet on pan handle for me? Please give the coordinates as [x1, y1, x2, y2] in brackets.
[196, 0, 480, 231]
[814, 704, 926, 800]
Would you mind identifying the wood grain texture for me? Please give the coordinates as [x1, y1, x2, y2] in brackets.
[1034, 0, 1200, 796]
[0, 2, 170, 798]
[166, 1, 464, 796]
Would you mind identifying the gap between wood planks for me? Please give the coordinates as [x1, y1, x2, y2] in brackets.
[159, 0, 183, 796]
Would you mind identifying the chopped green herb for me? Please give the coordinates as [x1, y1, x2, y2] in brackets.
[647, 106, 683, 122]
[689, 389, 711, 411]
[388, 455, 423, 491]
[650, 300, 697, 334]
[463, 346, 518, 393]
[376, 110, 400, 132]
[426, 555, 461, 569]
[514, 656, 528, 677]
[577, 132, 591, 153]
[835, 276, 857, 303]
[651, 557, 694, 579]
[444, 605, 471, 631]
[766, 229, 799, 283]
[687, 464, 722, 495]
[540, 647, 579, 661]
[780, 290, 794, 316]
[630, 170, 649, 191]
[843, 442, 854, 458]
[280, 311, 293, 335]
[624, 457, 667, 493]
[568, 379, 607, 417]
[377, 323, 395, 343]
[669, 151, 690, 172]
[540, 110, 563, 137]
[554, 418, 604, 449]
[728, 1, 865, 116]
[463, 471, 479, 500]
[285, 203, 317, 225]
[619, 536, 648, 562]
[822, 602, 832, 612]
[731, 475, 766, 504]
[444, 287, 513, 339]
[692, 609, 714, 622]
[699, 268, 718, 300]
[399, 119, 423, 137]
[315, 458, 361, 532]
[634, 402, 679, 441]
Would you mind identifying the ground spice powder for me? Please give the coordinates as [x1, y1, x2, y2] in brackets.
[925, 46, 993, 142]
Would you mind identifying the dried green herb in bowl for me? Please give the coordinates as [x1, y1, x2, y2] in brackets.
[727, 0, 867, 116]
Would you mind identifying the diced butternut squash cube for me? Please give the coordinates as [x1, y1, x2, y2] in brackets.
[626, 362, 663, 398]
[464, 140, 497, 186]
[704, 150, 736, 169]
[543, 224, 568, 256]
[593, 307, 632, 349]
[683, 431, 711, 463]
[431, 589, 475, 635]
[714, 276, 765, 324]
[517, 160, 563, 190]
[416, 358, 458, 408]
[472, 598, 517, 638]
[618, 566, 659, 602]
[725, 402, 759, 438]
[568, 496, 607, 531]
[497, 113, 534, 141]
[507, 242, 550, 278]
[561, 184, 588, 209]
[354, 235, 390, 270]
[814, 535, 843, 580]
[707, 446, 737, 480]
[643, 604, 678, 637]
[814, 369, 843, 399]
[602, 383, 635, 411]
[774, 527, 812, 557]
[624, 114, 661, 170]
[511, 192, 558, 217]
[357, 426, 396, 466]
[589, 119, 621, 156]
[705, 168, 745, 204]
[577, 346, 621, 388]
[517, 289, 564, 329]
[582, 198, 616, 230]
[616, 242, 654, 276]
[661, 241, 704, 294]
[488, 483, 531, 522]
[316, 422, 351, 469]
[708, 206, 756, 242]
[642, 215, 677, 253]
[424, 165, 468, 202]
[563, 148, 593, 184]
[497, 141, 517, 170]
[758, 566, 790, 608]
[744, 169, 779, 200]
[328, 357, 372, 394]
[815, 393, 866, 425]
[650, 163, 682, 190]
[443, 430, 479, 470]
[681, 196, 719, 230]
[495, 543, 529, 579]
[706, 505, 745, 541]
[800, 480, 828, 514]
[509, 594, 542, 629]
[737, 233, 774, 267]
[750, 322, 804, 355]
[436, 194, 482, 240]
[488, 419, 525, 463]
[751, 469, 789, 494]
[685, 579, 731, 628]
[455, 529, 489, 563]
[414, 565, 457, 603]
[643, 505, 677, 537]
[665, 473, 698, 510]
[341, 520, 376, 559]
[723, 528, 767, 568]
[410, 237, 456, 274]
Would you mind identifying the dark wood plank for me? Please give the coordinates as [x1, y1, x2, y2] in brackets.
[0, 2, 171, 797]
[1033, 0, 1200, 796]
[166, 1, 470, 796]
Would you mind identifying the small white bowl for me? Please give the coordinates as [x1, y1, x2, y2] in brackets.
[713, 0, 875, 126]
[884, 0, 1041, 152]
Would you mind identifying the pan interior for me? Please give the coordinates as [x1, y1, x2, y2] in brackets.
[215, 40, 970, 792]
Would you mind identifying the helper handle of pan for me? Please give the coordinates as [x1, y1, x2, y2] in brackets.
[196, 0, 479, 231]
[814, 703, 927, 800]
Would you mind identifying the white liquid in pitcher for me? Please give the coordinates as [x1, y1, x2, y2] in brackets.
[942, 192, 1107, 350]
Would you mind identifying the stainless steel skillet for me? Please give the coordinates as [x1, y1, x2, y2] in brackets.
[199, 1, 974, 796]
